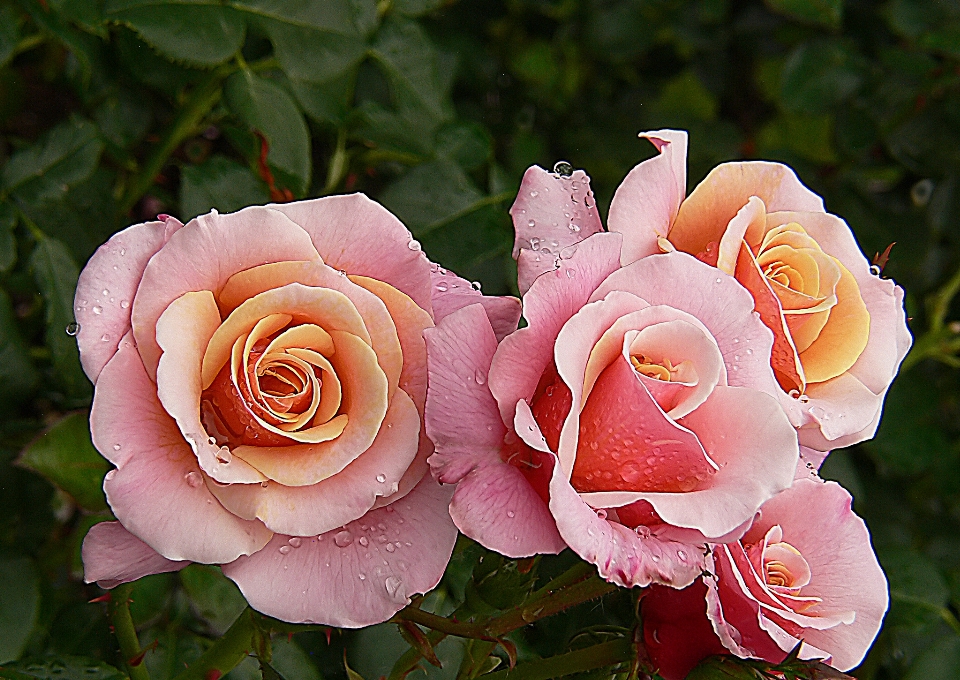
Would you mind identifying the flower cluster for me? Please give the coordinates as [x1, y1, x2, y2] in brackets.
[79, 130, 909, 674]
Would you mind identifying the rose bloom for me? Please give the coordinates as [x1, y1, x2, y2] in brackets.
[642, 478, 887, 679]
[77, 196, 519, 626]
[606, 130, 911, 451]
[426, 166, 799, 588]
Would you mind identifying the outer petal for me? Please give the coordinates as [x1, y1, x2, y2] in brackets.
[430, 266, 521, 342]
[489, 232, 623, 426]
[222, 476, 457, 627]
[668, 162, 825, 257]
[608, 130, 688, 266]
[132, 206, 321, 380]
[75, 216, 182, 382]
[94, 334, 273, 564]
[510, 166, 603, 292]
[425, 304, 565, 556]
[207, 390, 421, 536]
[269, 194, 434, 314]
[547, 455, 705, 588]
[82, 521, 189, 589]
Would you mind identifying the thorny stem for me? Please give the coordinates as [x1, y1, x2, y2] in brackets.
[108, 583, 151, 680]
[171, 608, 257, 680]
[481, 638, 633, 680]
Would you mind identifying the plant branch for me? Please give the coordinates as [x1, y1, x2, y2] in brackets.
[171, 608, 257, 680]
[415, 191, 516, 237]
[108, 583, 151, 680]
[481, 638, 633, 680]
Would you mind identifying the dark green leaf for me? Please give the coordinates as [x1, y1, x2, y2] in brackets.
[868, 369, 948, 475]
[0, 558, 40, 663]
[235, 0, 368, 82]
[0, 4, 22, 69]
[0, 289, 38, 409]
[93, 91, 153, 150]
[289, 72, 354, 125]
[48, 0, 108, 37]
[393, 0, 443, 16]
[436, 121, 492, 171]
[224, 70, 311, 194]
[780, 40, 864, 115]
[764, 0, 843, 29]
[380, 159, 483, 232]
[179, 154, 269, 220]
[18, 412, 108, 512]
[17, 0, 102, 86]
[2, 117, 103, 200]
[104, 0, 245, 67]
[271, 638, 322, 680]
[179, 565, 248, 635]
[904, 634, 960, 680]
[0, 656, 125, 680]
[686, 655, 762, 679]
[29, 236, 91, 404]
[0, 202, 15, 273]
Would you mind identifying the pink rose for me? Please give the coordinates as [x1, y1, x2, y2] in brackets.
[606, 130, 912, 450]
[642, 478, 888, 678]
[77, 196, 519, 626]
[426, 166, 799, 588]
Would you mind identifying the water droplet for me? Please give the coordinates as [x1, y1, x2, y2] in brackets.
[358, 573, 366, 580]
[596, 509, 608, 520]
[621, 462, 643, 483]
[553, 161, 574, 177]
[507, 510, 515, 518]
[566, 268, 576, 278]
[530, 190, 539, 198]
[799, 394, 810, 403]
[527, 219, 536, 228]
[651, 554, 661, 562]
[279, 545, 291, 555]
[92, 306, 103, 315]
[376, 474, 387, 483]
[260, 480, 269, 488]
[100, 334, 110, 342]
[120, 300, 129, 308]
[407, 239, 422, 251]
[385, 542, 396, 552]
[184, 471, 202, 487]
[359, 536, 369, 546]
[870, 264, 881, 276]
[207, 436, 217, 445]
[678, 550, 687, 562]
[471, 280, 482, 291]
[112, 443, 121, 451]
[334, 530, 353, 547]
[530, 237, 541, 251]
[102, 289, 109, 296]
[475, 369, 487, 385]
[105, 469, 117, 481]
[436, 282, 448, 293]
[65, 322, 80, 336]
[569, 224, 581, 233]
[288, 537, 302, 548]
[385, 575, 405, 602]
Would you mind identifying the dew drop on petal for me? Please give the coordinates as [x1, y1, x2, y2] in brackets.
[92, 306, 103, 315]
[359, 536, 369, 547]
[475, 369, 487, 385]
[596, 509, 608, 520]
[407, 239, 422, 252]
[385, 543, 396, 553]
[288, 537, 302, 548]
[358, 573, 366, 581]
[507, 510, 515, 518]
[376, 474, 387, 483]
[279, 545, 291, 555]
[436, 282, 448, 293]
[553, 161, 573, 177]
[65, 322, 80, 336]
[184, 471, 202, 488]
[120, 300, 130, 309]
[385, 576, 405, 602]
[334, 530, 354, 547]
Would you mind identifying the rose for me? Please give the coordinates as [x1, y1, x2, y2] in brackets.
[426, 166, 799, 588]
[77, 195, 519, 626]
[605, 130, 912, 450]
[641, 478, 888, 679]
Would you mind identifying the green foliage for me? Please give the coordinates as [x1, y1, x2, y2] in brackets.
[0, 0, 959, 677]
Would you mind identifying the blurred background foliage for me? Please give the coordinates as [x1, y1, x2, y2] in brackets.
[1, 0, 960, 678]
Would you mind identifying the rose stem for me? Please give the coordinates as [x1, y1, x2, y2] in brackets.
[107, 583, 150, 680]
[479, 638, 633, 680]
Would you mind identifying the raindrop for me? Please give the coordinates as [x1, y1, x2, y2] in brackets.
[436, 282, 448, 293]
[288, 537, 302, 548]
[113, 443, 121, 451]
[102, 289, 109, 296]
[407, 239, 422, 252]
[66, 322, 80, 336]
[507, 510, 515, 518]
[715, 278, 722, 284]
[119, 248, 126, 256]
[566, 268, 576, 279]
[869, 264, 882, 276]
[279, 545, 291, 555]
[596, 509, 608, 520]
[120, 300, 129, 309]
[621, 462, 643, 483]
[553, 161, 574, 177]
[530, 190, 539, 198]
[100, 334, 110, 342]
[471, 281, 482, 291]
[92, 306, 103, 315]
[385, 543, 396, 553]
[376, 474, 387, 483]
[359, 536, 369, 546]
[385, 576, 405, 602]
[260, 481, 269, 488]
[527, 219, 536, 228]
[530, 237, 541, 251]
[569, 224, 581, 233]
[208, 436, 216, 445]
[799, 394, 810, 403]
[677, 550, 688, 562]
[358, 573, 366, 581]
[475, 369, 487, 385]
[334, 530, 354, 547]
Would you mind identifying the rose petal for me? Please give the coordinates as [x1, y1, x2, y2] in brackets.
[269, 194, 434, 313]
[76, 217, 182, 382]
[82, 521, 189, 589]
[430, 266, 521, 342]
[222, 476, 457, 627]
[133, 207, 321, 380]
[608, 130, 689, 266]
[510, 166, 603, 292]
[95, 334, 273, 563]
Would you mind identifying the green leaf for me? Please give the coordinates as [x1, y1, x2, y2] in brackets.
[685, 655, 762, 679]
[0, 656, 125, 680]
[289, 71, 354, 125]
[270, 637, 322, 680]
[2, 117, 103, 200]
[103, 0, 246, 67]
[0, 288, 38, 409]
[780, 40, 864, 115]
[393, 0, 444, 16]
[234, 0, 368, 82]
[0, 558, 40, 664]
[16, 0, 102, 86]
[868, 369, 948, 475]
[654, 70, 719, 124]
[764, 0, 843, 29]
[224, 70, 311, 194]
[436, 121, 492, 172]
[18, 412, 108, 512]
[179, 565, 248, 635]
[757, 113, 838, 164]
[0, 4, 22, 69]
[882, 549, 950, 630]
[0, 202, 16, 273]
[380, 159, 484, 232]
[29, 236, 91, 404]
[179, 154, 269, 220]
[905, 634, 960, 680]
[48, 0, 109, 37]
[94, 91, 153, 151]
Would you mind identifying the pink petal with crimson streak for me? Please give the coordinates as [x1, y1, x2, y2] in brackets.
[547, 453, 705, 588]
[269, 194, 434, 315]
[82, 521, 189, 589]
[425, 303, 565, 556]
[94, 334, 273, 564]
[489, 232, 622, 427]
[132, 206, 321, 380]
[75, 216, 183, 382]
[222, 476, 457, 627]
[510, 166, 603, 293]
[430, 266, 521, 342]
[608, 130, 688, 266]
